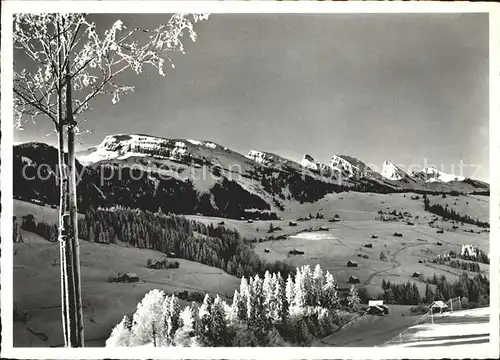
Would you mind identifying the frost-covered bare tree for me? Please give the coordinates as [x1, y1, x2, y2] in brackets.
[13, 12, 209, 347]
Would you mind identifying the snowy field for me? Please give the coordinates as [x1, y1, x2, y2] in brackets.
[288, 232, 338, 241]
[386, 307, 490, 349]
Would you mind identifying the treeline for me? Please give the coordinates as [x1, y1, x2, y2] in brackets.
[424, 272, 489, 307]
[15, 208, 291, 279]
[381, 272, 489, 309]
[106, 265, 362, 347]
[381, 280, 421, 305]
[15, 215, 58, 243]
[78, 206, 293, 279]
[431, 257, 481, 273]
[423, 194, 489, 228]
[461, 246, 489, 264]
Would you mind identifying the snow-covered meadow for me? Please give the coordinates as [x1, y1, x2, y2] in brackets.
[386, 307, 490, 349]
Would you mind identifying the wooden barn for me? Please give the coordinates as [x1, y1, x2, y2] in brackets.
[364, 243, 373, 248]
[112, 272, 139, 283]
[412, 272, 422, 278]
[289, 249, 304, 255]
[148, 258, 168, 269]
[371, 234, 378, 239]
[348, 276, 360, 284]
[329, 214, 341, 222]
[347, 260, 358, 268]
[288, 221, 297, 227]
[367, 301, 389, 316]
[429, 300, 449, 314]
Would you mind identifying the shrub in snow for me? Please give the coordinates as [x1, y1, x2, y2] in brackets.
[106, 316, 133, 347]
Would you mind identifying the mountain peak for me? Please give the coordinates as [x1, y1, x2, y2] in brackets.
[330, 154, 364, 178]
[412, 165, 466, 183]
[300, 154, 336, 177]
[380, 160, 410, 181]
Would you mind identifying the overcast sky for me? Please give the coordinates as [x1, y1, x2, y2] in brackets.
[14, 13, 489, 181]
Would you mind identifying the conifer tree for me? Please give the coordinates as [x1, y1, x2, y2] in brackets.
[196, 294, 213, 346]
[285, 274, 295, 308]
[322, 271, 339, 310]
[210, 295, 228, 346]
[167, 295, 181, 343]
[236, 277, 249, 321]
[172, 306, 196, 347]
[274, 272, 288, 324]
[347, 285, 361, 311]
[412, 283, 421, 305]
[293, 266, 307, 308]
[230, 289, 241, 323]
[262, 271, 275, 317]
[247, 274, 264, 328]
[312, 264, 325, 306]
[425, 283, 435, 304]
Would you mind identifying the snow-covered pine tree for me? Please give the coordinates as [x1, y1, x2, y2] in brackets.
[318, 307, 333, 336]
[106, 316, 132, 347]
[210, 295, 229, 346]
[274, 272, 288, 324]
[246, 274, 263, 328]
[262, 271, 275, 319]
[196, 294, 213, 346]
[322, 271, 339, 311]
[285, 274, 295, 308]
[347, 285, 361, 311]
[167, 295, 181, 343]
[172, 305, 196, 347]
[312, 264, 325, 306]
[293, 267, 306, 308]
[237, 276, 249, 321]
[230, 289, 241, 323]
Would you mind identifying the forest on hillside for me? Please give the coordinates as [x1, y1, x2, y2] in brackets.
[16, 206, 295, 279]
[423, 194, 490, 228]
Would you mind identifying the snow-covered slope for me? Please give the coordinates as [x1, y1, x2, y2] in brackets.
[380, 161, 412, 181]
[246, 150, 294, 168]
[300, 154, 337, 177]
[330, 155, 362, 178]
[78, 134, 224, 166]
[411, 166, 466, 183]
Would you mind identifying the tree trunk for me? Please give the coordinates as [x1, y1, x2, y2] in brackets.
[56, 15, 72, 346]
[66, 68, 85, 347]
[57, 125, 71, 346]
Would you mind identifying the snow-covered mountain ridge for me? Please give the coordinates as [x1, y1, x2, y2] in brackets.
[411, 166, 466, 183]
[77, 133, 486, 189]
